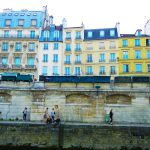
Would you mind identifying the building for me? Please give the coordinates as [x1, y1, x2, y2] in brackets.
[119, 29, 150, 76]
[62, 24, 84, 76]
[0, 7, 44, 79]
[38, 13, 63, 77]
[83, 25, 119, 76]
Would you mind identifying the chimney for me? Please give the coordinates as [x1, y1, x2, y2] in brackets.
[62, 18, 67, 28]
[115, 22, 120, 37]
[144, 19, 150, 35]
[50, 15, 53, 25]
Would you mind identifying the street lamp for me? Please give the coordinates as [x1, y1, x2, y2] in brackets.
[95, 85, 100, 123]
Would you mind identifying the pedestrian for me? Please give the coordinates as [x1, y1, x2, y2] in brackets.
[23, 107, 27, 121]
[50, 108, 55, 122]
[109, 109, 113, 125]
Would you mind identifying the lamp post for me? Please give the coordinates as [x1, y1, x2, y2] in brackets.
[95, 85, 100, 123]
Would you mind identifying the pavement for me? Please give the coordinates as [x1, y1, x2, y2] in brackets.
[0, 120, 150, 127]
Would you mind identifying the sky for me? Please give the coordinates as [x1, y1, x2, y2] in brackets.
[0, 0, 150, 34]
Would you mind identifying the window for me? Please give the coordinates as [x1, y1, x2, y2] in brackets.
[5, 19, 11, 26]
[99, 66, 105, 74]
[110, 30, 115, 36]
[99, 54, 105, 62]
[53, 54, 58, 62]
[122, 39, 128, 47]
[15, 43, 21, 51]
[28, 57, 34, 65]
[20, 13, 25, 16]
[66, 43, 71, 51]
[123, 51, 128, 59]
[43, 54, 48, 62]
[135, 50, 141, 59]
[31, 19, 37, 27]
[136, 64, 142, 72]
[87, 31, 92, 38]
[44, 31, 49, 38]
[147, 51, 150, 59]
[65, 55, 70, 63]
[4, 30, 9, 38]
[18, 19, 24, 26]
[146, 39, 150, 46]
[2, 57, 7, 65]
[110, 41, 115, 49]
[30, 31, 35, 38]
[8, 13, 12, 16]
[87, 42, 92, 50]
[110, 66, 116, 74]
[147, 64, 150, 72]
[87, 66, 93, 74]
[44, 43, 48, 50]
[110, 53, 116, 61]
[17, 30, 22, 38]
[15, 57, 21, 65]
[65, 67, 70, 75]
[33, 13, 37, 16]
[123, 64, 129, 73]
[66, 32, 71, 39]
[99, 30, 105, 37]
[76, 31, 81, 39]
[75, 55, 81, 63]
[2, 42, 8, 51]
[14, 13, 19, 16]
[75, 67, 80, 75]
[87, 54, 92, 62]
[27, 13, 31, 16]
[29, 43, 35, 51]
[54, 31, 59, 38]
[53, 66, 58, 75]
[42, 66, 48, 75]
[99, 42, 105, 49]
[75, 43, 81, 51]
[54, 43, 59, 50]
[135, 39, 140, 46]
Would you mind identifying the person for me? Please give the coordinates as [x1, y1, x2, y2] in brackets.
[109, 109, 113, 125]
[23, 107, 27, 121]
[44, 107, 52, 124]
[50, 108, 55, 122]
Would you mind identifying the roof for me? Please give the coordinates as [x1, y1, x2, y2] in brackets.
[84, 28, 118, 40]
[120, 34, 150, 38]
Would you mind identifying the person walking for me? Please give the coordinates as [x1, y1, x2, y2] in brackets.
[109, 109, 113, 125]
[51, 108, 55, 122]
[23, 107, 27, 121]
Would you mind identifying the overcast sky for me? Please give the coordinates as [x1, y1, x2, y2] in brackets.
[0, 0, 150, 34]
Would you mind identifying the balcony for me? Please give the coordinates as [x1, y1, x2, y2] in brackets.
[86, 72, 93, 75]
[75, 36, 81, 40]
[110, 71, 116, 75]
[75, 48, 81, 52]
[65, 49, 71, 52]
[65, 37, 71, 40]
[99, 59, 105, 62]
[0, 64, 9, 69]
[87, 60, 93, 63]
[75, 61, 81, 64]
[99, 72, 106, 75]
[25, 65, 36, 70]
[52, 73, 59, 76]
[0, 34, 39, 39]
[109, 59, 116, 62]
[64, 61, 71, 64]
[12, 64, 22, 69]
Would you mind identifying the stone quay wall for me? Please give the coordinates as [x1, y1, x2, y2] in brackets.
[0, 123, 149, 149]
[0, 81, 149, 123]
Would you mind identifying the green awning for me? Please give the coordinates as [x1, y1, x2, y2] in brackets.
[2, 72, 18, 77]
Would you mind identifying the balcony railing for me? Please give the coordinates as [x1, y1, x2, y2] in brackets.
[75, 61, 81, 64]
[87, 60, 93, 63]
[25, 65, 36, 69]
[75, 48, 81, 52]
[64, 61, 71, 64]
[110, 71, 116, 75]
[99, 59, 105, 62]
[0, 64, 9, 69]
[86, 72, 93, 75]
[0, 34, 39, 39]
[75, 36, 81, 40]
[52, 73, 59, 76]
[12, 64, 22, 69]
[109, 59, 116, 62]
[99, 72, 106, 75]
[65, 37, 71, 40]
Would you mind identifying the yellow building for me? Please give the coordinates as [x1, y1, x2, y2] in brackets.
[82, 27, 119, 76]
[119, 29, 150, 76]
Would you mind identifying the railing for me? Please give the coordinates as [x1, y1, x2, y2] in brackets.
[64, 61, 71, 64]
[25, 65, 36, 69]
[110, 71, 116, 75]
[99, 60, 105, 62]
[86, 72, 93, 75]
[65, 49, 71, 52]
[109, 59, 116, 62]
[75, 61, 81, 64]
[75, 36, 81, 40]
[0, 34, 39, 39]
[0, 64, 9, 69]
[75, 48, 81, 52]
[87, 60, 93, 63]
[65, 37, 71, 40]
[99, 72, 106, 75]
[12, 64, 22, 69]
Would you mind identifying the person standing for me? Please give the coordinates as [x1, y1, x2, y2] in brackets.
[23, 107, 27, 121]
[109, 109, 113, 125]
[51, 108, 55, 122]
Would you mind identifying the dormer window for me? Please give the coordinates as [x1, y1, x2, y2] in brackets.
[54, 31, 59, 38]
[110, 29, 115, 37]
[33, 13, 37, 16]
[8, 13, 12, 16]
[44, 31, 49, 38]
[135, 30, 142, 36]
[20, 13, 25, 16]
[27, 13, 31, 16]
[100, 30, 105, 37]
[88, 31, 92, 38]
[14, 13, 19, 16]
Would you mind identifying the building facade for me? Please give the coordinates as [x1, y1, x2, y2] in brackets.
[119, 29, 150, 76]
[0, 8, 44, 79]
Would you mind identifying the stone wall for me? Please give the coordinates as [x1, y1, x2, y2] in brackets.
[0, 123, 149, 149]
[0, 81, 149, 123]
